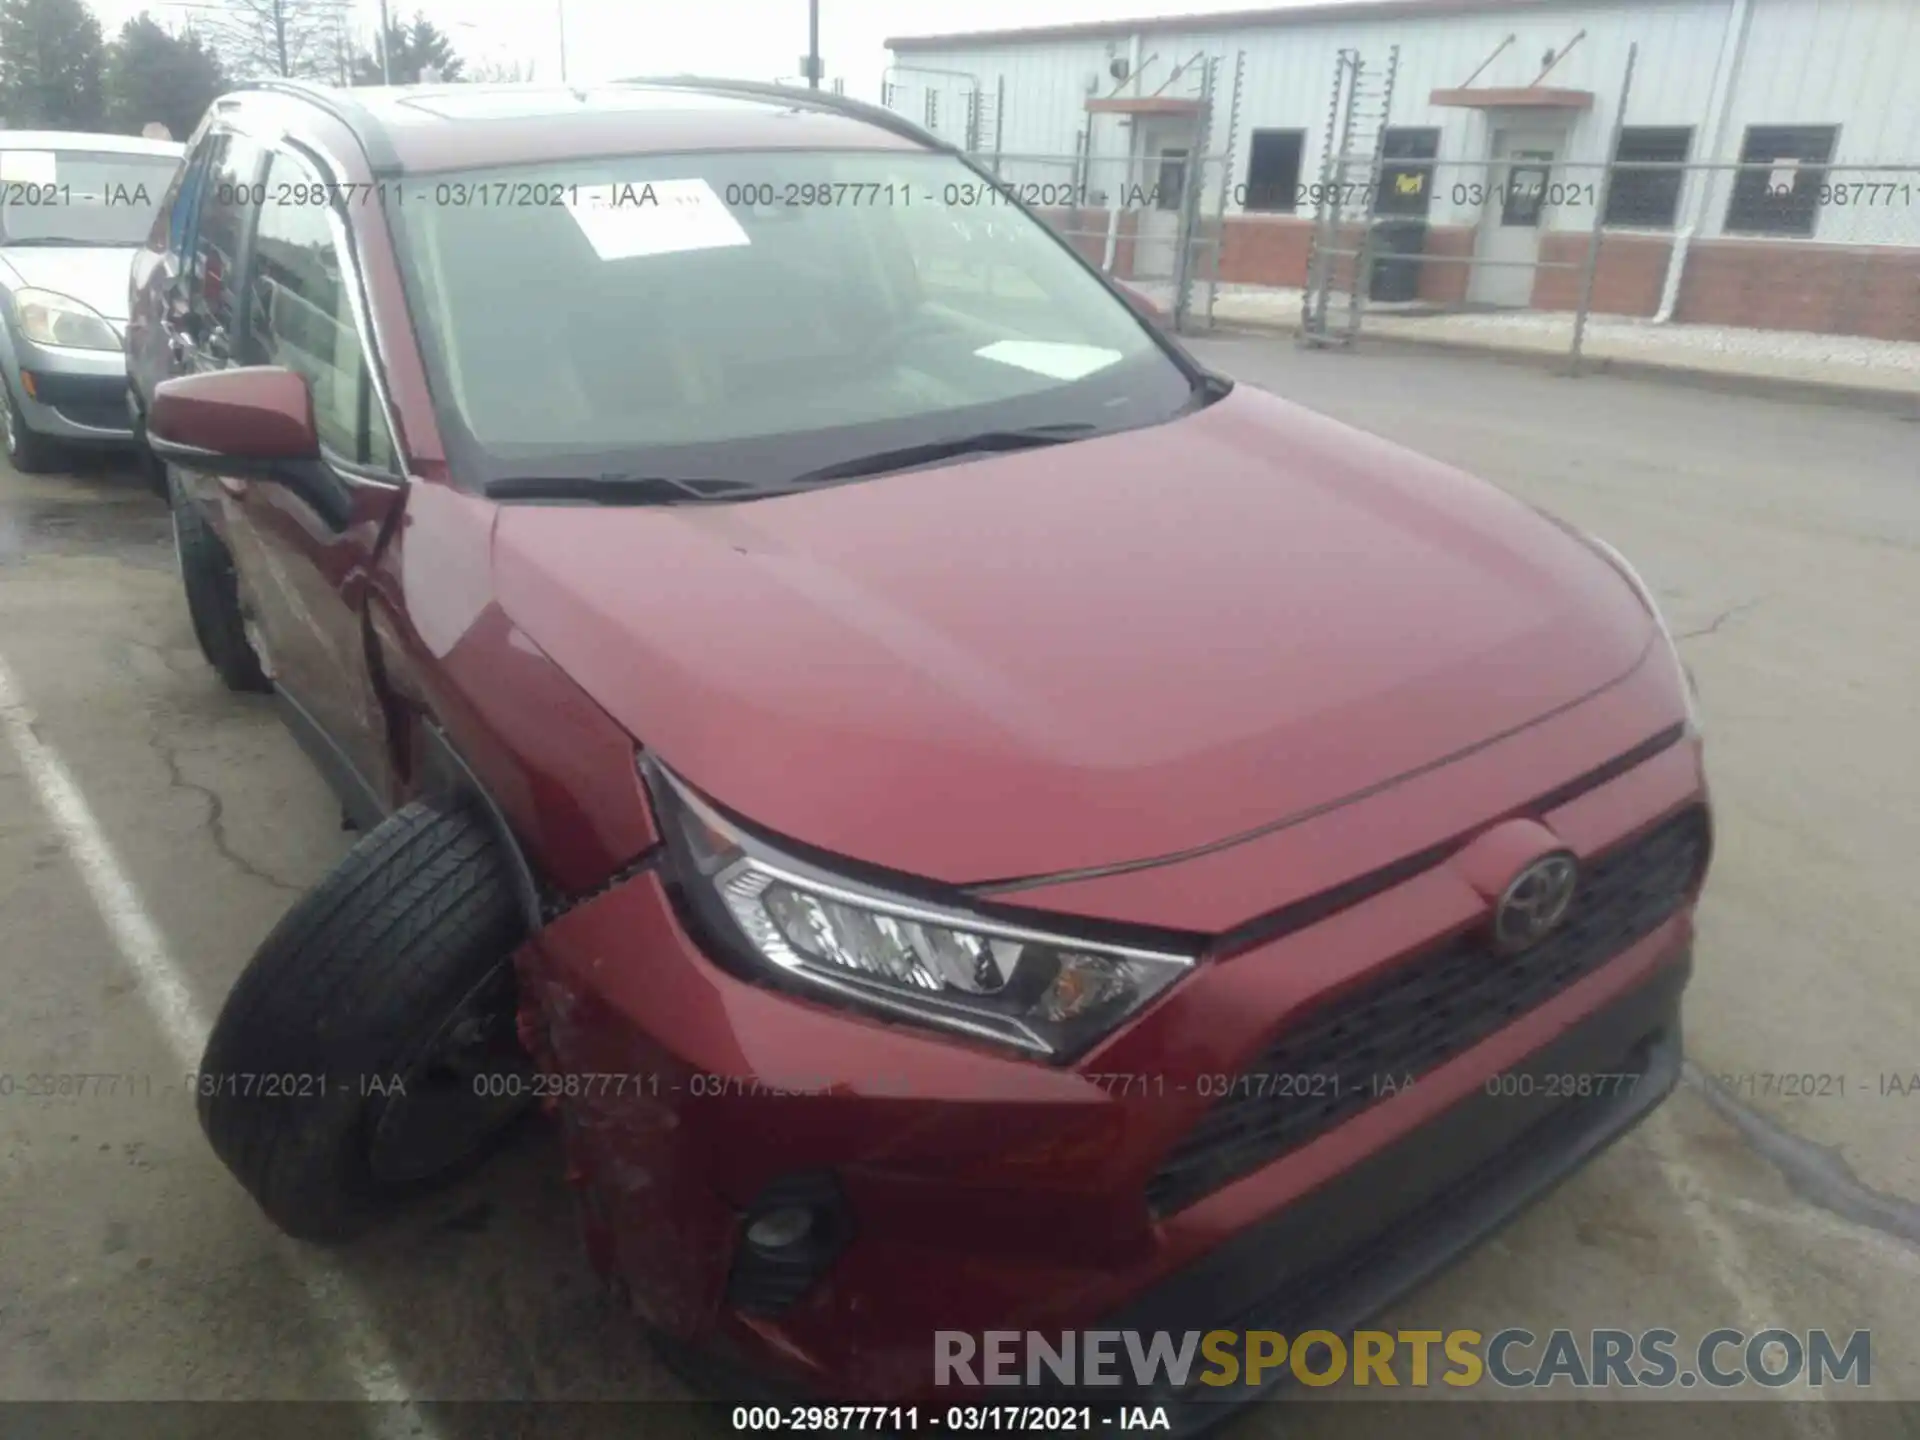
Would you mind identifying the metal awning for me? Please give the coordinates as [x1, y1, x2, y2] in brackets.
[1429, 86, 1594, 109]
[1085, 96, 1206, 114]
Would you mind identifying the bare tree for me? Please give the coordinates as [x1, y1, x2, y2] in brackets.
[195, 0, 348, 81]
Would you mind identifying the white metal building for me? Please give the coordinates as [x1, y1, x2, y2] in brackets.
[885, 0, 1920, 337]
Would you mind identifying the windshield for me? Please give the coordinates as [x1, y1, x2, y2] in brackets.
[387, 148, 1196, 489]
[0, 149, 180, 246]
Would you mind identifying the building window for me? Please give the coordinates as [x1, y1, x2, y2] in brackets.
[1243, 129, 1305, 212]
[1725, 124, 1838, 237]
[924, 90, 939, 129]
[1155, 147, 1189, 210]
[1604, 126, 1692, 228]
[1377, 127, 1439, 217]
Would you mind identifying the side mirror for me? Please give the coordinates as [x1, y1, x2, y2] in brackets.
[1113, 278, 1166, 325]
[147, 366, 319, 477]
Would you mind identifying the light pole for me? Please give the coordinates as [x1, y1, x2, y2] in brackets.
[807, 0, 819, 88]
[557, 0, 568, 82]
[377, 0, 392, 82]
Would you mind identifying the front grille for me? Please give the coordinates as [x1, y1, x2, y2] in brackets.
[50, 401, 129, 431]
[1145, 804, 1709, 1215]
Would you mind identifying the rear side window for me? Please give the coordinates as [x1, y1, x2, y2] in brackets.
[188, 132, 268, 347]
[242, 151, 396, 473]
[161, 121, 219, 262]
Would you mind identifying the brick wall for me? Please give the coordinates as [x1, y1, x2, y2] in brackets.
[1207, 216, 1476, 300]
[1531, 232, 1673, 317]
[1026, 206, 1920, 341]
[1673, 239, 1920, 342]
[1414, 226, 1476, 305]
[1033, 207, 1139, 277]
[1218, 215, 1318, 287]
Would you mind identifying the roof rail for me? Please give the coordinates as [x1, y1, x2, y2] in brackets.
[242, 78, 404, 175]
[612, 75, 952, 154]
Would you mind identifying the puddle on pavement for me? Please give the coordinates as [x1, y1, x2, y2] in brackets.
[0, 493, 172, 569]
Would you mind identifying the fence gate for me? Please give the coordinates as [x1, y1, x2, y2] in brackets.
[1300, 45, 1401, 347]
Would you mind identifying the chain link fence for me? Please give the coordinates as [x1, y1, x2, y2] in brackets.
[923, 38, 1920, 372]
[944, 142, 1920, 364]
[1294, 153, 1920, 367]
[968, 150, 1238, 335]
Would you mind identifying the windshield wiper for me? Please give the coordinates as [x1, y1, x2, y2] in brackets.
[483, 474, 780, 506]
[785, 423, 1097, 487]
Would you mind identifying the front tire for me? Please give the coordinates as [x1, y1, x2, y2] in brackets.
[2, 378, 64, 474]
[168, 468, 271, 693]
[197, 801, 535, 1241]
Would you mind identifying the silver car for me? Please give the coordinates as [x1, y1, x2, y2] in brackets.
[1, 131, 183, 473]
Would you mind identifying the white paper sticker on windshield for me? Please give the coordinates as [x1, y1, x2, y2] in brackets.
[974, 340, 1125, 381]
[563, 177, 750, 260]
[1766, 158, 1800, 196]
[0, 150, 58, 185]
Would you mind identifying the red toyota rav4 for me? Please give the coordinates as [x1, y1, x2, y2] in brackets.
[129, 79, 1710, 1422]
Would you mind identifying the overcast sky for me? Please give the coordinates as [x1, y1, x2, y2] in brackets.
[81, 0, 1374, 100]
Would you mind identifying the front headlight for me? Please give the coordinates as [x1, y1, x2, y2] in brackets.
[643, 757, 1196, 1060]
[12, 288, 122, 351]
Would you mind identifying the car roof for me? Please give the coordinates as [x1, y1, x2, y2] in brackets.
[0, 131, 184, 157]
[236, 79, 934, 176]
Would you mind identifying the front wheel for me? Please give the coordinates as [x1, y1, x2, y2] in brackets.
[2, 378, 65, 474]
[168, 470, 271, 693]
[197, 801, 535, 1241]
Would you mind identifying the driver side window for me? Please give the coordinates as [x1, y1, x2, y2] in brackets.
[242, 152, 396, 474]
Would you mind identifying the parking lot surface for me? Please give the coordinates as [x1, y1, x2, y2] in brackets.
[1, 337, 1915, 1440]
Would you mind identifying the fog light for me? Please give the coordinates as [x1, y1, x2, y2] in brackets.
[746, 1206, 814, 1250]
[728, 1171, 851, 1314]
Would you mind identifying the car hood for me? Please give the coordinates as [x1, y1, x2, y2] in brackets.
[0, 246, 134, 321]
[491, 383, 1655, 885]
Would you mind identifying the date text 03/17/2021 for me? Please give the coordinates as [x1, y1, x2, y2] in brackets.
[728, 1407, 1168, 1433]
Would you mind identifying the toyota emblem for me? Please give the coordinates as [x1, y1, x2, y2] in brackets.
[1492, 853, 1578, 954]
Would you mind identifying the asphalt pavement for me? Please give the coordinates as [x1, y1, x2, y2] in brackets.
[0, 338, 1915, 1440]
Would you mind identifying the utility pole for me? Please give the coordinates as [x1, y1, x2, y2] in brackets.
[807, 0, 819, 88]
[557, 0, 568, 82]
[377, 0, 392, 82]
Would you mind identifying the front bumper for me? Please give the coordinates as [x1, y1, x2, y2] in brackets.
[524, 870, 1691, 1410]
[518, 772, 1702, 1413]
[8, 338, 134, 442]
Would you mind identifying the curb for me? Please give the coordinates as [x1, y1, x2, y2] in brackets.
[1198, 318, 1920, 417]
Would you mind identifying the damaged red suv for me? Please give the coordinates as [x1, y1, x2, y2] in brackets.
[129, 79, 1710, 1423]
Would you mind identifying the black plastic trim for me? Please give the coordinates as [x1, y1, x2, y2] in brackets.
[416, 721, 547, 935]
[726, 1170, 856, 1316]
[23, 372, 123, 407]
[1207, 720, 1689, 959]
[1101, 955, 1690, 1436]
[274, 684, 385, 833]
[153, 440, 356, 533]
